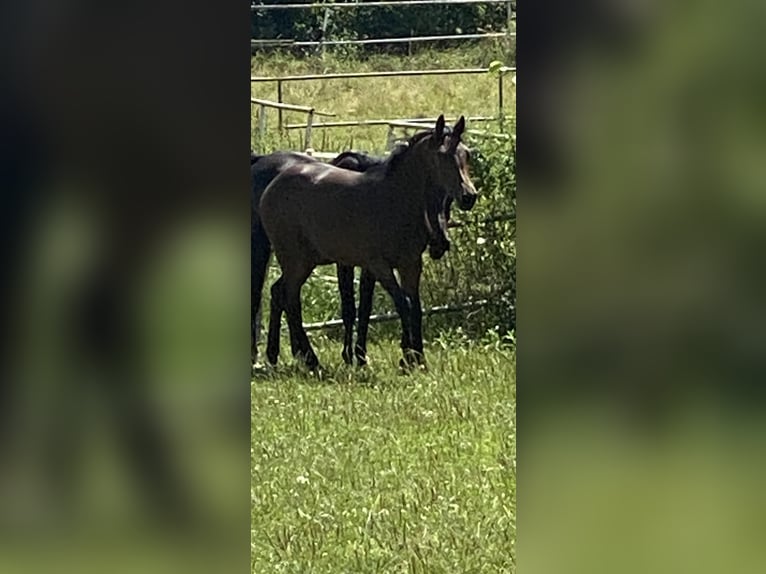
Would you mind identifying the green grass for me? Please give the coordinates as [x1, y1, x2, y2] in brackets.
[251, 46, 516, 153]
[251, 333, 515, 573]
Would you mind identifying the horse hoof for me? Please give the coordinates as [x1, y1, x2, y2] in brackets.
[298, 350, 320, 371]
[341, 347, 353, 365]
[354, 345, 368, 367]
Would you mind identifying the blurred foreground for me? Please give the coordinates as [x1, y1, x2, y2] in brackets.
[0, 1, 249, 572]
[521, 1, 766, 572]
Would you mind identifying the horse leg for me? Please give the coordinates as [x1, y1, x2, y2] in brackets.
[399, 260, 425, 368]
[426, 193, 451, 260]
[283, 266, 319, 370]
[266, 276, 285, 365]
[337, 264, 356, 365]
[252, 222, 271, 364]
[355, 268, 376, 366]
[367, 264, 414, 368]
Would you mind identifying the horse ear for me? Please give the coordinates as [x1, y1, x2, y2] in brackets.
[434, 114, 446, 144]
[453, 116, 466, 140]
[449, 116, 466, 152]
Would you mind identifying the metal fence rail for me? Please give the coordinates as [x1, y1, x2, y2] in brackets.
[251, 67, 513, 82]
[252, 98, 336, 150]
[252, 32, 511, 48]
[283, 115, 496, 128]
[302, 299, 490, 331]
[252, 0, 513, 10]
[280, 115, 509, 147]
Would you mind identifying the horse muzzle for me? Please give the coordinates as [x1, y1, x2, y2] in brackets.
[458, 184, 478, 210]
[429, 237, 451, 260]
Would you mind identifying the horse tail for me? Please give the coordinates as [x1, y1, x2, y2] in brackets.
[251, 153, 274, 363]
[251, 217, 271, 364]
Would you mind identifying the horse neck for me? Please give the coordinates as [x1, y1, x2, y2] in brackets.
[387, 142, 433, 201]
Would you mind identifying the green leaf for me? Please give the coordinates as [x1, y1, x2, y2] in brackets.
[488, 60, 503, 75]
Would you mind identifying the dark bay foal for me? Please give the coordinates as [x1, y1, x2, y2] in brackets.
[251, 149, 453, 366]
[259, 115, 476, 370]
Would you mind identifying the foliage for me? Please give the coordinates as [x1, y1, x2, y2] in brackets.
[251, 1, 515, 60]
[251, 336, 515, 573]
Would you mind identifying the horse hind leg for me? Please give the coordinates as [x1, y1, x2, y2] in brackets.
[282, 264, 319, 370]
[337, 265, 356, 365]
[355, 268, 376, 366]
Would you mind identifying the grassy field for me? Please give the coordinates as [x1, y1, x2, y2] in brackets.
[251, 46, 515, 573]
[251, 333, 515, 573]
[251, 46, 516, 154]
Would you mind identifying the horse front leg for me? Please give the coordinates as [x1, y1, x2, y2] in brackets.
[399, 259, 425, 368]
[355, 268, 376, 366]
[336, 264, 356, 365]
[283, 268, 319, 370]
[367, 264, 414, 369]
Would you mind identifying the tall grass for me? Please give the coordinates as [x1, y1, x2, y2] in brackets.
[252, 333, 516, 573]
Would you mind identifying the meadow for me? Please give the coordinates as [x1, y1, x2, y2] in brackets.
[251, 45, 515, 573]
[251, 334, 515, 573]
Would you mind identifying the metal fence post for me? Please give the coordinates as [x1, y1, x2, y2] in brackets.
[258, 104, 267, 150]
[386, 124, 396, 150]
[320, 7, 331, 56]
[277, 80, 283, 133]
[305, 110, 315, 150]
[497, 72, 504, 128]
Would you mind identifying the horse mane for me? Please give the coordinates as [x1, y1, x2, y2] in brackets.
[331, 151, 384, 171]
[384, 126, 452, 174]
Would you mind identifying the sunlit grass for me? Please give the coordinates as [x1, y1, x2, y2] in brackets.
[251, 334, 515, 573]
[251, 46, 516, 153]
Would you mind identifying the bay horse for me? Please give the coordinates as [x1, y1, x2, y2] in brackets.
[259, 115, 476, 370]
[251, 148, 454, 366]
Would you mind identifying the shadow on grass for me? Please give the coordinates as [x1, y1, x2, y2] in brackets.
[251, 356, 426, 389]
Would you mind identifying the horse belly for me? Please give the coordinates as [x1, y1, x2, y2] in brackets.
[307, 224, 375, 267]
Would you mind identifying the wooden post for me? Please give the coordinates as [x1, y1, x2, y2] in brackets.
[277, 80, 283, 133]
